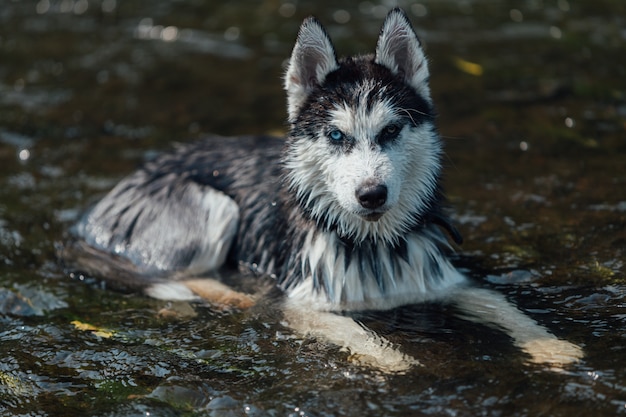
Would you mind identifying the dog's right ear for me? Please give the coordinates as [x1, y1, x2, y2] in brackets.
[284, 17, 339, 123]
[375, 8, 431, 102]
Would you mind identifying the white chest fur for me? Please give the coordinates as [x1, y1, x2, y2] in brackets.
[287, 227, 466, 311]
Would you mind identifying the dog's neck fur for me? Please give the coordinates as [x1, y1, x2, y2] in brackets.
[279, 221, 465, 311]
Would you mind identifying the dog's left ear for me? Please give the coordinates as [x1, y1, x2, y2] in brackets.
[285, 17, 339, 123]
[375, 8, 431, 102]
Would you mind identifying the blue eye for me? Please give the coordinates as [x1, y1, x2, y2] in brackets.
[328, 129, 344, 142]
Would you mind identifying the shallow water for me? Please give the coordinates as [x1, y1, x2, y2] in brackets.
[1, 0, 625, 416]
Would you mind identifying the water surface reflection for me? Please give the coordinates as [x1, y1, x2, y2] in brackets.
[0, 1, 625, 416]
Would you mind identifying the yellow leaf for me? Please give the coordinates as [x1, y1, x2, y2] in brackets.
[71, 320, 114, 338]
[453, 57, 483, 76]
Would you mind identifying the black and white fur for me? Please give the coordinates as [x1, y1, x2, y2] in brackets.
[70, 9, 582, 371]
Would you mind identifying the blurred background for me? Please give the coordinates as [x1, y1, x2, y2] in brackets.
[0, 1, 625, 416]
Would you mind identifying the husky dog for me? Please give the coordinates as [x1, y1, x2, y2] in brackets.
[69, 9, 582, 371]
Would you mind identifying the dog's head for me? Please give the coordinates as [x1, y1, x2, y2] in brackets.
[284, 8, 444, 245]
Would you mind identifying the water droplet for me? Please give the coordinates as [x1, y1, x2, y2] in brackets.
[224, 26, 240, 42]
[36, 0, 50, 14]
[550, 26, 562, 39]
[411, 4, 428, 17]
[161, 26, 178, 42]
[73, 0, 88, 15]
[102, 0, 116, 13]
[279, 3, 296, 18]
[14, 78, 25, 92]
[510, 9, 523, 22]
[333, 10, 351, 24]
[18, 149, 30, 161]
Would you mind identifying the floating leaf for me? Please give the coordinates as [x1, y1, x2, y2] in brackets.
[454, 57, 483, 76]
[71, 320, 114, 338]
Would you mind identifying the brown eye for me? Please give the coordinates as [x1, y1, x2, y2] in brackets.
[385, 125, 397, 134]
[378, 123, 402, 145]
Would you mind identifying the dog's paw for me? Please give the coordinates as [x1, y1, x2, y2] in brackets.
[348, 351, 419, 373]
[183, 279, 255, 310]
[520, 337, 583, 368]
[344, 330, 420, 373]
[283, 303, 419, 373]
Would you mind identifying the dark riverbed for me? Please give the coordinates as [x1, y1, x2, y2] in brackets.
[1, 1, 625, 416]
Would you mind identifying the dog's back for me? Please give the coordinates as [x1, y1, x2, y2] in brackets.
[74, 135, 284, 275]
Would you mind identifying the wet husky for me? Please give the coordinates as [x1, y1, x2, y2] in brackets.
[66, 9, 582, 371]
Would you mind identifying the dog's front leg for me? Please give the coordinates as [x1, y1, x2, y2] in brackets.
[282, 301, 419, 373]
[448, 286, 583, 368]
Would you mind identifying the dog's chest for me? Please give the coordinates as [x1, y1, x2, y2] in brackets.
[285, 228, 465, 311]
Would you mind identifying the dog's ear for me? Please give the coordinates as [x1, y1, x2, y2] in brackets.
[285, 17, 339, 123]
[375, 8, 431, 101]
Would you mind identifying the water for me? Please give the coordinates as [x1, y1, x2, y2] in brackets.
[1, 0, 625, 415]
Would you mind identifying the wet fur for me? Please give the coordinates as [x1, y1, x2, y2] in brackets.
[66, 9, 582, 371]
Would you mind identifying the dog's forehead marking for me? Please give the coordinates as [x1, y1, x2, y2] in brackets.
[328, 81, 398, 138]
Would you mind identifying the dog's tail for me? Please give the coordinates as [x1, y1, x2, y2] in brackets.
[57, 240, 258, 309]
[57, 239, 194, 298]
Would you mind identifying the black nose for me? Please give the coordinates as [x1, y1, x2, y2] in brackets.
[356, 183, 388, 209]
